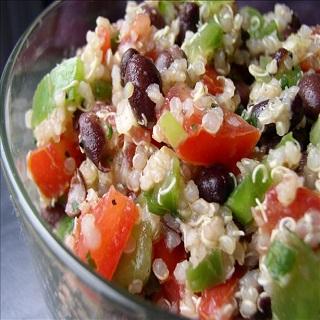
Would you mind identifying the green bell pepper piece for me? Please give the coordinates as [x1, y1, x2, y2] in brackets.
[113, 221, 152, 288]
[91, 79, 112, 101]
[158, 111, 188, 148]
[266, 231, 320, 320]
[187, 249, 225, 292]
[182, 21, 223, 64]
[31, 57, 84, 128]
[310, 116, 320, 145]
[55, 215, 74, 241]
[265, 240, 296, 281]
[144, 157, 183, 216]
[226, 164, 272, 226]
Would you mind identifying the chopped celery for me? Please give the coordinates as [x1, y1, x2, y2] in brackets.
[266, 231, 320, 320]
[113, 221, 152, 288]
[265, 240, 296, 281]
[226, 164, 272, 226]
[276, 132, 299, 148]
[92, 79, 112, 101]
[182, 21, 223, 64]
[310, 116, 320, 145]
[158, 111, 188, 148]
[55, 215, 74, 241]
[144, 157, 183, 216]
[31, 57, 84, 128]
[187, 249, 225, 292]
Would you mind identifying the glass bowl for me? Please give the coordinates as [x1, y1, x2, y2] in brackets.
[1, 1, 318, 319]
[0, 1, 181, 319]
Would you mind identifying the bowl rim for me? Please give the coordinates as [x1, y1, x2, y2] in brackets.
[0, 1, 182, 319]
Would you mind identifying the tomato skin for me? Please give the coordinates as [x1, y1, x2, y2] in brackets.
[203, 67, 224, 96]
[27, 132, 83, 199]
[177, 111, 260, 167]
[74, 186, 139, 280]
[199, 269, 243, 320]
[261, 187, 320, 234]
[152, 237, 187, 306]
[97, 25, 111, 63]
[153, 237, 188, 274]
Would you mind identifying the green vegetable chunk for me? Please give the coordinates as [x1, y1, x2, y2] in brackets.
[55, 215, 74, 241]
[276, 66, 302, 89]
[31, 57, 84, 128]
[158, 1, 176, 24]
[310, 115, 320, 145]
[226, 164, 272, 226]
[196, 1, 234, 22]
[144, 157, 183, 216]
[266, 231, 320, 320]
[92, 79, 112, 101]
[265, 240, 296, 281]
[187, 249, 225, 292]
[113, 221, 152, 288]
[182, 21, 223, 64]
[158, 111, 188, 148]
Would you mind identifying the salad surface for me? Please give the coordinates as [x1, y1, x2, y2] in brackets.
[26, 1, 320, 319]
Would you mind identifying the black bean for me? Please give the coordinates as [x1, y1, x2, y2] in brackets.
[124, 54, 162, 126]
[293, 121, 312, 151]
[257, 295, 272, 318]
[120, 48, 139, 86]
[290, 93, 304, 129]
[195, 164, 234, 204]
[273, 48, 289, 68]
[236, 81, 250, 106]
[65, 170, 86, 217]
[125, 54, 162, 91]
[141, 4, 165, 29]
[298, 73, 320, 119]
[129, 86, 157, 125]
[155, 45, 186, 71]
[283, 13, 301, 39]
[79, 112, 109, 172]
[176, 3, 199, 46]
[230, 64, 254, 85]
[40, 203, 65, 227]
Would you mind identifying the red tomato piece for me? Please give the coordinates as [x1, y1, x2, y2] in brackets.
[199, 269, 243, 320]
[153, 237, 187, 274]
[74, 186, 139, 280]
[97, 25, 111, 63]
[261, 187, 320, 233]
[27, 132, 83, 199]
[177, 111, 260, 167]
[202, 66, 224, 96]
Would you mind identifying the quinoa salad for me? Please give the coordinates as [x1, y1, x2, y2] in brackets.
[25, 1, 320, 319]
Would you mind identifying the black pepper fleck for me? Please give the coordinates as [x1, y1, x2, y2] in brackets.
[112, 199, 117, 206]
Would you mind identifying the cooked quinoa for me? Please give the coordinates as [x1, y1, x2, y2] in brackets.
[26, 1, 320, 319]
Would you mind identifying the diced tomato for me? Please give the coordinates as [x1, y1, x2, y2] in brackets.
[199, 269, 243, 320]
[260, 187, 320, 234]
[177, 111, 260, 168]
[300, 54, 320, 74]
[145, 49, 158, 62]
[152, 237, 187, 307]
[130, 126, 152, 145]
[202, 66, 224, 96]
[153, 237, 188, 274]
[97, 25, 111, 63]
[27, 132, 83, 199]
[74, 186, 139, 280]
